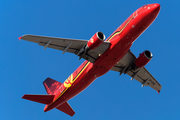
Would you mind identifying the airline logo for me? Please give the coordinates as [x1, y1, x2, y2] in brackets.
[64, 74, 73, 88]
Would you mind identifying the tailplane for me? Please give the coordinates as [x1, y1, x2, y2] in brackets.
[56, 102, 75, 116]
[22, 94, 54, 104]
[22, 77, 75, 116]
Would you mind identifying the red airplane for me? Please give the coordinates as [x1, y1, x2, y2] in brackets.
[21, 3, 162, 116]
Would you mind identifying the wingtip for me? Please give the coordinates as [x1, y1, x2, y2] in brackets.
[157, 90, 160, 94]
[18, 36, 22, 41]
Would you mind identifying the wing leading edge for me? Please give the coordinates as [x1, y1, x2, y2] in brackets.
[111, 50, 162, 92]
[21, 35, 110, 63]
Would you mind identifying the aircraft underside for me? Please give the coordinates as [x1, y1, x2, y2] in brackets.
[21, 3, 161, 116]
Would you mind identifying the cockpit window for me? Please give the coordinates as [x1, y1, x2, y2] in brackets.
[142, 4, 148, 8]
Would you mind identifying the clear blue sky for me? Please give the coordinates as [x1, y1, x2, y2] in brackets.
[0, 0, 179, 120]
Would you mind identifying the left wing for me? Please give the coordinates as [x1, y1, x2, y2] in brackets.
[20, 35, 110, 63]
[111, 50, 162, 92]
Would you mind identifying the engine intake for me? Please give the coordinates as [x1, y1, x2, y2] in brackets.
[134, 50, 153, 68]
[86, 31, 105, 50]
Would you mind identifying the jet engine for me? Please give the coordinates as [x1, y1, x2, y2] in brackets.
[85, 31, 105, 50]
[134, 50, 153, 68]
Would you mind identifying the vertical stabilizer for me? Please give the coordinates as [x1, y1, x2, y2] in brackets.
[43, 77, 62, 95]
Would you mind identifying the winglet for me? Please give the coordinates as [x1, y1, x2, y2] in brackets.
[157, 90, 160, 94]
[18, 37, 22, 41]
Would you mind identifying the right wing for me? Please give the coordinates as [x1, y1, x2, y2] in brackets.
[111, 50, 162, 92]
[21, 35, 110, 63]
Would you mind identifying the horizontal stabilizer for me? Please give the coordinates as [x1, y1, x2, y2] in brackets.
[56, 102, 75, 116]
[22, 94, 54, 104]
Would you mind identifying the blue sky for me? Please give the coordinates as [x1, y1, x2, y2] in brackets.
[1, 0, 179, 120]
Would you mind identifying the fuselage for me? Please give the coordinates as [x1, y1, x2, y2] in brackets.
[44, 3, 160, 112]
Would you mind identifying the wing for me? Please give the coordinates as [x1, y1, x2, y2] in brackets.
[111, 50, 162, 92]
[20, 35, 110, 63]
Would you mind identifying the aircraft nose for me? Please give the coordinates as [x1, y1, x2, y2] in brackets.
[151, 3, 160, 11]
[148, 3, 160, 15]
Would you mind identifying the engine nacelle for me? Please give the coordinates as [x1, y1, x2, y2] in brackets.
[86, 31, 105, 50]
[134, 50, 153, 68]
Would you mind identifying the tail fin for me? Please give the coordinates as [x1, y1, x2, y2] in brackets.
[22, 94, 54, 104]
[56, 102, 75, 116]
[43, 77, 62, 95]
[22, 78, 75, 116]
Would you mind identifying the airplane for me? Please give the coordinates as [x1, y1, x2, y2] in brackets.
[20, 3, 162, 116]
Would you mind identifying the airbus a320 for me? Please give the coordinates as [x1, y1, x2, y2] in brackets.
[20, 3, 162, 116]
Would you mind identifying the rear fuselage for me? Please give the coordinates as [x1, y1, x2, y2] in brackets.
[44, 4, 160, 112]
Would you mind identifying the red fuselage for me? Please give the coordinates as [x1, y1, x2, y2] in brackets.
[44, 3, 160, 112]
